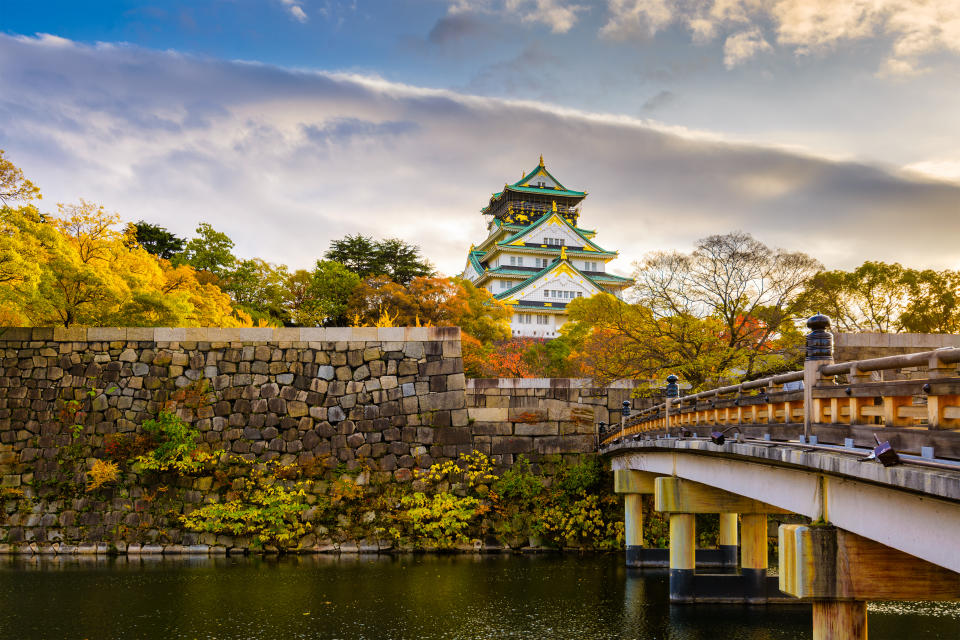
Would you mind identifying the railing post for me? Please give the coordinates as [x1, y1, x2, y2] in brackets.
[804, 314, 834, 439]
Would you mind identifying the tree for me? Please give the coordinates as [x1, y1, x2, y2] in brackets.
[324, 234, 434, 285]
[0, 150, 41, 205]
[563, 293, 747, 389]
[801, 261, 960, 334]
[632, 231, 820, 379]
[178, 222, 236, 277]
[132, 221, 185, 260]
[287, 260, 361, 326]
[0, 201, 242, 327]
[221, 258, 291, 325]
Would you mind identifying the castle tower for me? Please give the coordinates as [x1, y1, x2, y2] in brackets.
[461, 157, 634, 338]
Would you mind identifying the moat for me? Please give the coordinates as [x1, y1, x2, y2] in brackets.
[1, 554, 956, 639]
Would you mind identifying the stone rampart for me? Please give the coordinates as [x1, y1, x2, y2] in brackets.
[0, 327, 611, 553]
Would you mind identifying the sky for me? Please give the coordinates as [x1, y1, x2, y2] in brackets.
[2, 0, 959, 276]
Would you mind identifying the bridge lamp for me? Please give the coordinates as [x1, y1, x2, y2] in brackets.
[597, 421, 607, 435]
[622, 400, 631, 418]
[872, 434, 901, 467]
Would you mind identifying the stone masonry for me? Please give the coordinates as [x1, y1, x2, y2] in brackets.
[0, 327, 632, 554]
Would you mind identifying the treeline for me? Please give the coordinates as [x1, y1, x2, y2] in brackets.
[528, 232, 960, 389]
[0, 151, 511, 359]
[4, 150, 958, 387]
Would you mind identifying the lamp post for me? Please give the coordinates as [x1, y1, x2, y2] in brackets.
[665, 374, 679, 434]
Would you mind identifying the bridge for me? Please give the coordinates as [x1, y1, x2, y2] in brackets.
[600, 315, 960, 640]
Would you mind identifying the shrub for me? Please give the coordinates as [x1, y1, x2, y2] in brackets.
[394, 491, 485, 549]
[86, 459, 120, 492]
[104, 432, 158, 464]
[134, 411, 217, 474]
[180, 465, 311, 549]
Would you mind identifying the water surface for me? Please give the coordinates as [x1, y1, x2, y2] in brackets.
[0, 554, 956, 639]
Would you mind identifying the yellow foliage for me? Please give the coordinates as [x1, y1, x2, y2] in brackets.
[86, 459, 120, 492]
[0, 201, 243, 327]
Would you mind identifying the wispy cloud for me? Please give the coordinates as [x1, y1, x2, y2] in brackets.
[2, 32, 959, 276]
[280, 0, 309, 23]
[447, 0, 588, 34]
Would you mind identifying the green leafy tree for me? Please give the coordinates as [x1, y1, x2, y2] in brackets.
[324, 234, 434, 285]
[132, 220, 185, 260]
[802, 261, 960, 334]
[223, 258, 291, 325]
[288, 260, 361, 326]
[178, 222, 236, 277]
[0, 150, 41, 204]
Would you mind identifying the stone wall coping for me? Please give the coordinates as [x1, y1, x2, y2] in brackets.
[835, 332, 960, 349]
[0, 326, 461, 343]
[466, 378, 645, 390]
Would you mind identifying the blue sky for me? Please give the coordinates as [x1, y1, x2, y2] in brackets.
[2, 1, 960, 274]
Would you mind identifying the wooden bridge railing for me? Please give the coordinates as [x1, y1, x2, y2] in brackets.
[601, 315, 960, 461]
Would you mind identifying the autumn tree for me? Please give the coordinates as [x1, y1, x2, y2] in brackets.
[0, 150, 41, 205]
[0, 199, 242, 327]
[631, 231, 819, 380]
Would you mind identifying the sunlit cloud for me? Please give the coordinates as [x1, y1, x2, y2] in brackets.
[2, 32, 959, 279]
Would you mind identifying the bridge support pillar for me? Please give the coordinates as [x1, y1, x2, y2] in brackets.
[740, 513, 767, 603]
[780, 524, 960, 639]
[669, 513, 696, 603]
[614, 470, 659, 566]
[812, 601, 867, 640]
[624, 494, 644, 565]
[718, 512, 738, 567]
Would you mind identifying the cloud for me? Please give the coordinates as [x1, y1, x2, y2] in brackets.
[280, 0, 309, 23]
[447, 0, 588, 34]
[2, 32, 960, 277]
[427, 13, 493, 44]
[600, 0, 960, 74]
[723, 27, 771, 68]
[640, 89, 674, 111]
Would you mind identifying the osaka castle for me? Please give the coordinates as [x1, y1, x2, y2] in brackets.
[461, 156, 634, 338]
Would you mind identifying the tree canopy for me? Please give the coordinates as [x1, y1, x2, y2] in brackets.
[132, 221, 185, 260]
[325, 234, 434, 285]
[0, 149, 41, 205]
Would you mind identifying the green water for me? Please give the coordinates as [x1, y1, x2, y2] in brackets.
[0, 554, 957, 639]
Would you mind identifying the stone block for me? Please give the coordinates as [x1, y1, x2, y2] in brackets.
[490, 436, 534, 455]
[534, 435, 595, 455]
[514, 422, 559, 436]
[467, 407, 508, 422]
[433, 426, 471, 445]
[470, 421, 512, 436]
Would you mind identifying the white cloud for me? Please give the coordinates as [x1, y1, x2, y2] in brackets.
[280, 0, 309, 23]
[448, 0, 587, 34]
[723, 27, 771, 68]
[2, 33, 960, 275]
[600, 0, 960, 73]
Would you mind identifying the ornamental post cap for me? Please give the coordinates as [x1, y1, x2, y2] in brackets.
[666, 374, 679, 383]
[806, 313, 831, 332]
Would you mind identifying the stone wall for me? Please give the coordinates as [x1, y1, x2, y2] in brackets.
[0, 327, 608, 554]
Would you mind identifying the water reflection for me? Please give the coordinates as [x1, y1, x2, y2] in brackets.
[0, 555, 956, 639]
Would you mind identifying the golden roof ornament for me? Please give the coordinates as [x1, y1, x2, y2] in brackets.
[539, 154, 544, 167]
[551, 200, 557, 213]
[560, 246, 567, 261]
